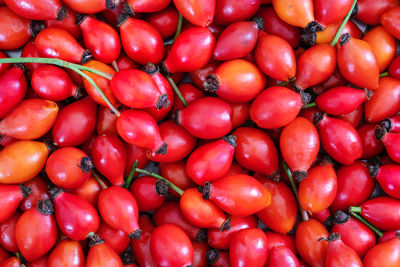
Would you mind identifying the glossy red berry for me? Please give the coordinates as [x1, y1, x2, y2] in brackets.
[150, 224, 193, 267]
[163, 27, 215, 73]
[176, 97, 232, 139]
[203, 174, 271, 217]
[186, 136, 235, 185]
[229, 228, 268, 267]
[98, 186, 141, 239]
[117, 109, 166, 156]
[52, 189, 100, 240]
[45, 147, 93, 189]
[316, 113, 363, 165]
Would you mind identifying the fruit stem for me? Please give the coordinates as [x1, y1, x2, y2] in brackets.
[135, 168, 184, 196]
[283, 162, 309, 222]
[0, 57, 113, 80]
[302, 102, 316, 109]
[330, 0, 358, 47]
[69, 65, 121, 116]
[379, 72, 389, 78]
[166, 75, 188, 107]
[124, 160, 139, 189]
[15, 252, 22, 262]
[173, 13, 183, 43]
[349, 210, 383, 237]
[92, 172, 108, 190]
[0, 57, 120, 116]
[349, 206, 362, 213]
[111, 60, 119, 72]
[277, 80, 291, 86]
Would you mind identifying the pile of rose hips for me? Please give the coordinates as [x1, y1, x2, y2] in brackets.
[2, 0, 400, 266]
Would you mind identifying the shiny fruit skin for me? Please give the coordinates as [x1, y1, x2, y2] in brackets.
[324, 234, 363, 267]
[365, 77, 400, 123]
[98, 186, 140, 237]
[330, 161, 375, 212]
[150, 224, 193, 267]
[92, 134, 127, 186]
[206, 174, 271, 217]
[359, 196, 400, 231]
[53, 191, 100, 240]
[295, 219, 328, 267]
[255, 34, 296, 82]
[173, 0, 215, 27]
[280, 117, 320, 176]
[86, 241, 123, 267]
[213, 21, 259, 61]
[250, 86, 303, 129]
[180, 188, 228, 230]
[176, 97, 232, 139]
[256, 177, 297, 234]
[298, 163, 338, 214]
[120, 18, 165, 65]
[316, 114, 363, 165]
[337, 35, 379, 90]
[0, 67, 27, 119]
[15, 202, 58, 261]
[47, 239, 85, 267]
[186, 137, 235, 185]
[208, 59, 267, 103]
[45, 147, 92, 189]
[229, 228, 268, 267]
[233, 127, 279, 177]
[163, 27, 215, 73]
[52, 96, 97, 147]
[272, 0, 314, 28]
[207, 215, 258, 250]
[363, 233, 400, 267]
[0, 98, 58, 140]
[0, 141, 49, 184]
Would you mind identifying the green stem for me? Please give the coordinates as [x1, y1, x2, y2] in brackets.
[135, 168, 184, 196]
[69, 66, 121, 116]
[111, 60, 119, 72]
[277, 80, 291, 86]
[92, 172, 108, 190]
[0, 57, 113, 80]
[0, 57, 119, 116]
[349, 211, 383, 237]
[302, 102, 316, 109]
[349, 206, 362, 213]
[330, 0, 358, 47]
[173, 13, 183, 43]
[124, 160, 139, 189]
[166, 75, 188, 107]
[283, 162, 309, 222]
[379, 72, 389, 78]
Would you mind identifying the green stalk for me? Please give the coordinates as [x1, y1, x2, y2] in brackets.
[330, 0, 358, 47]
[92, 172, 108, 190]
[0, 56, 120, 116]
[277, 80, 291, 87]
[166, 75, 188, 107]
[111, 60, 119, 72]
[379, 72, 389, 78]
[173, 13, 183, 43]
[0, 57, 113, 80]
[349, 206, 362, 213]
[135, 168, 184, 196]
[124, 160, 139, 189]
[68, 66, 121, 116]
[283, 162, 309, 222]
[302, 102, 316, 109]
[349, 210, 383, 237]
